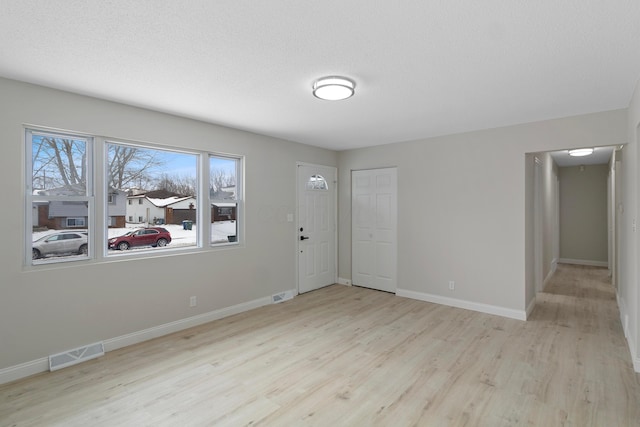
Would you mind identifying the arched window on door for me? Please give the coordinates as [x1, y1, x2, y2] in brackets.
[306, 174, 328, 190]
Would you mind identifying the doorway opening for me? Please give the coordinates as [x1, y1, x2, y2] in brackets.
[526, 144, 623, 314]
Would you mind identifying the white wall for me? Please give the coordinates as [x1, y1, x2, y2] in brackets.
[0, 78, 337, 373]
[524, 153, 536, 309]
[526, 151, 559, 299]
[620, 78, 640, 371]
[526, 151, 559, 301]
[541, 152, 559, 281]
[338, 110, 627, 320]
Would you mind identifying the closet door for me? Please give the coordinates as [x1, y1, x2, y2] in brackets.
[352, 168, 397, 293]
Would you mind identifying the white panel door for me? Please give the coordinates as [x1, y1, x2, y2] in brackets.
[297, 164, 337, 294]
[352, 168, 397, 293]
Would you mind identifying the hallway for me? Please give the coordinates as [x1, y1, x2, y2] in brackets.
[528, 263, 640, 425]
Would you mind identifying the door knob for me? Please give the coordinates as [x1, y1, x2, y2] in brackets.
[300, 236, 310, 241]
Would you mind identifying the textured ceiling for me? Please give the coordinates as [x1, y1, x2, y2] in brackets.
[549, 146, 616, 167]
[1, 1, 639, 151]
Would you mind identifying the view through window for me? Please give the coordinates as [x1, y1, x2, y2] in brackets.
[210, 155, 240, 244]
[26, 129, 242, 266]
[29, 130, 92, 264]
[106, 142, 198, 254]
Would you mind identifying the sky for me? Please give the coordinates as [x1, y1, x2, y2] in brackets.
[31, 132, 237, 190]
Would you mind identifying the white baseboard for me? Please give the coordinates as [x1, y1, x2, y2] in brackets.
[103, 295, 272, 352]
[617, 292, 628, 338]
[558, 258, 608, 268]
[396, 288, 526, 321]
[542, 259, 558, 291]
[616, 293, 640, 373]
[526, 296, 537, 319]
[0, 295, 273, 385]
[337, 277, 352, 286]
[628, 328, 640, 373]
[0, 358, 49, 385]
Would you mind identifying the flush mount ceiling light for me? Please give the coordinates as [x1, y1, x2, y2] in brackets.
[568, 148, 594, 157]
[312, 76, 355, 101]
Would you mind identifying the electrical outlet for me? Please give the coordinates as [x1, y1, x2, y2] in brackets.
[448, 281, 455, 291]
[189, 296, 197, 307]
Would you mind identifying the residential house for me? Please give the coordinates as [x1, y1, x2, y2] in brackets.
[33, 187, 127, 229]
[210, 186, 237, 222]
[127, 193, 196, 225]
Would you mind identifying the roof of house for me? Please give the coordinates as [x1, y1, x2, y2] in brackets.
[146, 196, 195, 208]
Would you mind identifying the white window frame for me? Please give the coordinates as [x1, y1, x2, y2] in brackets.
[209, 154, 243, 246]
[25, 128, 94, 266]
[105, 140, 201, 257]
[26, 127, 243, 268]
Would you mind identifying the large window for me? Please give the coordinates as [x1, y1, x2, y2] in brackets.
[25, 128, 243, 266]
[27, 130, 93, 264]
[210, 155, 241, 244]
[106, 142, 198, 254]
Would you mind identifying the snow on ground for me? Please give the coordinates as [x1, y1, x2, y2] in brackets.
[32, 221, 237, 253]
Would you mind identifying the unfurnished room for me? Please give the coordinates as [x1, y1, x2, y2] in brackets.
[1, 1, 640, 426]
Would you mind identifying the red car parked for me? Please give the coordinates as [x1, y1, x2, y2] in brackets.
[108, 227, 172, 250]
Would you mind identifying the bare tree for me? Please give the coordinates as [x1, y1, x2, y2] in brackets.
[32, 138, 165, 192]
[210, 169, 236, 193]
[155, 173, 197, 196]
[107, 145, 164, 190]
[32, 137, 86, 189]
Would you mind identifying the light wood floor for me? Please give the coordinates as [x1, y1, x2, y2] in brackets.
[1, 264, 639, 426]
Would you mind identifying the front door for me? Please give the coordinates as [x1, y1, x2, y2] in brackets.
[297, 163, 337, 294]
[352, 168, 397, 293]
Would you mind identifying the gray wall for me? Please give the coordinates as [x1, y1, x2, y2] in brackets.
[2, 74, 638, 374]
[0, 77, 337, 370]
[338, 111, 627, 317]
[558, 164, 609, 264]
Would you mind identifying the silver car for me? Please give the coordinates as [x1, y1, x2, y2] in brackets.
[32, 231, 88, 260]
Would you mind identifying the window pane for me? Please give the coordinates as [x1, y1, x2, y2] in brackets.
[107, 143, 198, 253]
[307, 174, 328, 190]
[31, 134, 88, 196]
[209, 156, 237, 200]
[27, 129, 92, 266]
[31, 202, 89, 264]
[211, 202, 237, 243]
[210, 156, 239, 245]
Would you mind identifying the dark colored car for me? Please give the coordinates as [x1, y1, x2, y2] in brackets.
[108, 227, 171, 250]
[32, 230, 88, 259]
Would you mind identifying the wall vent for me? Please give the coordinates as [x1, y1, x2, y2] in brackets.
[49, 342, 105, 371]
[272, 290, 294, 304]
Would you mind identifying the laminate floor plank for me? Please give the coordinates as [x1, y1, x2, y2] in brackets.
[1, 264, 639, 426]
